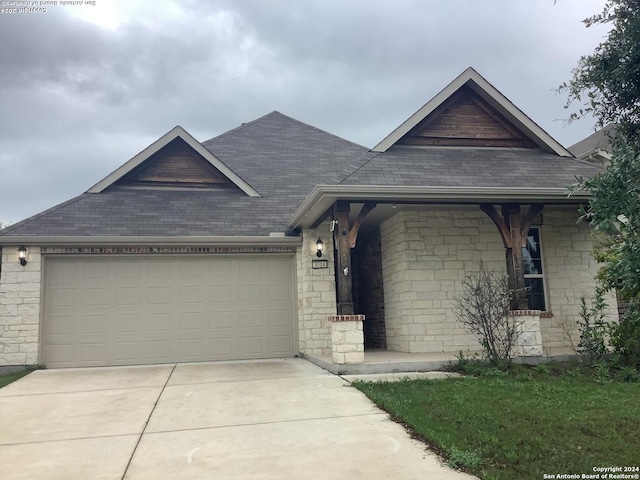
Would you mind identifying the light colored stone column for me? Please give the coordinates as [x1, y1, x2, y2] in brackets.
[328, 314, 365, 364]
[0, 246, 42, 366]
[512, 310, 543, 356]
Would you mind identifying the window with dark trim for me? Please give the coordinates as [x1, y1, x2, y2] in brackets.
[522, 227, 546, 311]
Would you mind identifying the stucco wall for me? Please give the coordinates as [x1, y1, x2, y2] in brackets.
[296, 222, 336, 355]
[0, 246, 41, 366]
[379, 206, 615, 355]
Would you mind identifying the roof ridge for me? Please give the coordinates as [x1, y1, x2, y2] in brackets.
[203, 111, 281, 144]
[203, 110, 369, 152]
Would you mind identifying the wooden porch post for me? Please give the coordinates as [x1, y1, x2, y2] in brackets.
[480, 203, 543, 310]
[335, 201, 354, 315]
[332, 201, 377, 315]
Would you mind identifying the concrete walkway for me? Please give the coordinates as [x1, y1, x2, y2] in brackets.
[0, 358, 476, 479]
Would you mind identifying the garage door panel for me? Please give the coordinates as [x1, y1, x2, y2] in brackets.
[80, 342, 107, 363]
[238, 260, 261, 276]
[268, 310, 292, 328]
[209, 338, 233, 356]
[239, 285, 262, 302]
[240, 336, 263, 355]
[115, 341, 141, 362]
[146, 340, 172, 360]
[50, 288, 77, 307]
[147, 314, 172, 332]
[114, 314, 142, 333]
[239, 310, 263, 328]
[209, 312, 233, 329]
[148, 286, 172, 304]
[44, 256, 296, 367]
[83, 288, 110, 306]
[115, 287, 143, 306]
[78, 315, 108, 334]
[179, 286, 204, 304]
[116, 262, 142, 278]
[269, 335, 292, 354]
[268, 284, 290, 301]
[209, 285, 233, 302]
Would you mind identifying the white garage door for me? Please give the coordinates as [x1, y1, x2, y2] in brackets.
[43, 255, 296, 368]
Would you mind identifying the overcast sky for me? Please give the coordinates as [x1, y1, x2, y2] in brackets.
[0, 0, 611, 224]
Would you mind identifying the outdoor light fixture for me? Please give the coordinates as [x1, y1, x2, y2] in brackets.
[315, 239, 324, 257]
[18, 246, 27, 266]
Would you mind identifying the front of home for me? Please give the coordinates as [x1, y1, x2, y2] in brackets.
[0, 68, 618, 369]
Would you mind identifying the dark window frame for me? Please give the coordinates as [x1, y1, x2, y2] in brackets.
[522, 227, 547, 311]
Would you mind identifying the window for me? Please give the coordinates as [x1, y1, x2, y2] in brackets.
[522, 227, 546, 311]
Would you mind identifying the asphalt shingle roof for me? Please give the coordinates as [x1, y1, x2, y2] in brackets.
[0, 111, 603, 238]
[0, 112, 373, 237]
[568, 123, 616, 158]
[338, 146, 604, 188]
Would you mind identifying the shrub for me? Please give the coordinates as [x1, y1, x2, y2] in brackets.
[576, 289, 611, 365]
[610, 304, 640, 370]
[453, 264, 523, 365]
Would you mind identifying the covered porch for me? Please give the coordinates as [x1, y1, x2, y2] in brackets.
[292, 191, 612, 369]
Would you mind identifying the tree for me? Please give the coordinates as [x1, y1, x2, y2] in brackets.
[562, 0, 640, 368]
[560, 0, 640, 139]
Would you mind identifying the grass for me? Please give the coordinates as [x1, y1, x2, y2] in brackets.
[353, 363, 640, 480]
[0, 368, 34, 389]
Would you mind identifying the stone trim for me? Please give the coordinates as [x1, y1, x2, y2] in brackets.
[328, 314, 366, 322]
[40, 246, 297, 255]
[539, 311, 554, 318]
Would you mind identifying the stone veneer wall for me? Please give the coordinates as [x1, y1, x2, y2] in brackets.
[296, 222, 337, 356]
[0, 246, 42, 366]
[379, 206, 615, 355]
[540, 208, 618, 353]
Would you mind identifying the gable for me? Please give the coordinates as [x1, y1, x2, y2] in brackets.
[399, 86, 537, 148]
[114, 138, 234, 189]
[87, 126, 260, 197]
[373, 67, 572, 156]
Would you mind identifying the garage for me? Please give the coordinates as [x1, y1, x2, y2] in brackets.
[42, 255, 297, 368]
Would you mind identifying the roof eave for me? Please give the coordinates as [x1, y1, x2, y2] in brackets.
[0, 235, 302, 247]
[287, 185, 589, 228]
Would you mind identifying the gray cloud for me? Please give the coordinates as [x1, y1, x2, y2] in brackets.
[0, 0, 609, 224]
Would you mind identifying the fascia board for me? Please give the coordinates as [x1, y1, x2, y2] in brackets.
[87, 126, 261, 197]
[287, 184, 589, 228]
[0, 236, 302, 247]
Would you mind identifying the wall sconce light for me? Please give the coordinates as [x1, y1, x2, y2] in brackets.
[315, 239, 324, 257]
[18, 246, 28, 266]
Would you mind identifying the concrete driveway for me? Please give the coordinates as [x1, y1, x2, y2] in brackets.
[0, 358, 475, 479]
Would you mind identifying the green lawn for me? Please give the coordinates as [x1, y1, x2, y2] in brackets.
[0, 368, 34, 389]
[353, 368, 640, 480]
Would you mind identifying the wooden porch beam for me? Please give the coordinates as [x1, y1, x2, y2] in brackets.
[480, 203, 544, 310]
[348, 202, 377, 248]
[310, 206, 333, 229]
[480, 204, 511, 248]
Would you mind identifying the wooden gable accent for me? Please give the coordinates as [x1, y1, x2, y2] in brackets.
[115, 137, 234, 189]
[398, 86, 537, 148]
